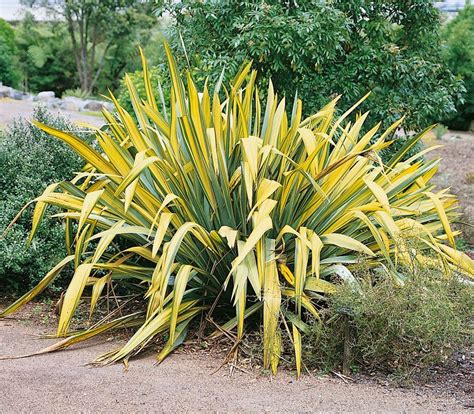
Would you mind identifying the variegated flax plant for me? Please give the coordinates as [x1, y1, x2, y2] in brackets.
[2, 45, 473, 375]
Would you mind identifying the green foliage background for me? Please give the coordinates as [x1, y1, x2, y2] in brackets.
[17, 1, 158, 95]
[0, 18, 21, 88]
[14, 14, 78, 95]
[442, 3, 474, 130]
[160, 0, 463, 134]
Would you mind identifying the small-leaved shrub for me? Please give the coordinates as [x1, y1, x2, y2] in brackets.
[0, 106, 91, 293]
[304, 265, 473, 381]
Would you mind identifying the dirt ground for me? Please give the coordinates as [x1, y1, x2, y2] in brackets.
[0, 309, 467, 413]
[0, 98, 105, 129]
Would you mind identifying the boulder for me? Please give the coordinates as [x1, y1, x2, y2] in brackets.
[60, 100, 78, 111]
[83, 100, 105, 111]
[103, 102, 114, 112]
[37, 91, 56, 101]
[62, 96, 87, 111]
[0, 85, 13, 98]
[10, 90, 28, 100]
[46, 97, 61, 109]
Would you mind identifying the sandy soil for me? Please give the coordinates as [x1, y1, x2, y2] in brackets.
[0, 98, 105, 129]
[0, 313, 466, 413]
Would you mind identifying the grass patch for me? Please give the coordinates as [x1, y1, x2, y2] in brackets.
[466, 172, 474, 185]
[79, 110, 102, 118]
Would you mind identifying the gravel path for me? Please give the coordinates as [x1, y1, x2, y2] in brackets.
[0, 317, 463, 413]
[0, 98, 105, 129]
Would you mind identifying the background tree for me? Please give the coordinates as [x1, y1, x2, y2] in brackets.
[0, 18, 21, 87]
[24, 0, 158, 94]
[442, 3, 474, 131]
[161, 0, 463, 134]
[15, 13, 78, 94]
[93, 19, 165, 93]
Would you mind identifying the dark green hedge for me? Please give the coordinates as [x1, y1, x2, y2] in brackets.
[0, 107, 93, 293]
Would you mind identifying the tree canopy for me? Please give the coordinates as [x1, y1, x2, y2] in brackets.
[14, 13, 77, 94]
[161, 0, 463, 133]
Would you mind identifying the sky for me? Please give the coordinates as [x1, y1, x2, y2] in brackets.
[0, 0, 48, 21]
[435, 0, 468, 11]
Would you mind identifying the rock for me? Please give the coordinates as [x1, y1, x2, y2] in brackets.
[0, 85, 13, 98]
[37, 91, 56, 101]
[103, 102, 114, 112]
[0, 85, 31, 100]
[46, 97, 61, 109]
[59, 100, 78, 111]
[83, 100, 105, 111]
[62, 96, 87, 111]
[10, 90, 28, 100]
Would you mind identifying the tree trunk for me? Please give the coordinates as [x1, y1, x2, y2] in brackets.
[342, 314, 353, 376]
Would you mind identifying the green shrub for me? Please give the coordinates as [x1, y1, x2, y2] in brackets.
[305, 267, 474, 380]
[0, 106, 92, 293]
[62, 88, 89, 99]
[116, 64, 170, 116]
[442, 4, 474, 131]
[433, 124, 448, 140]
